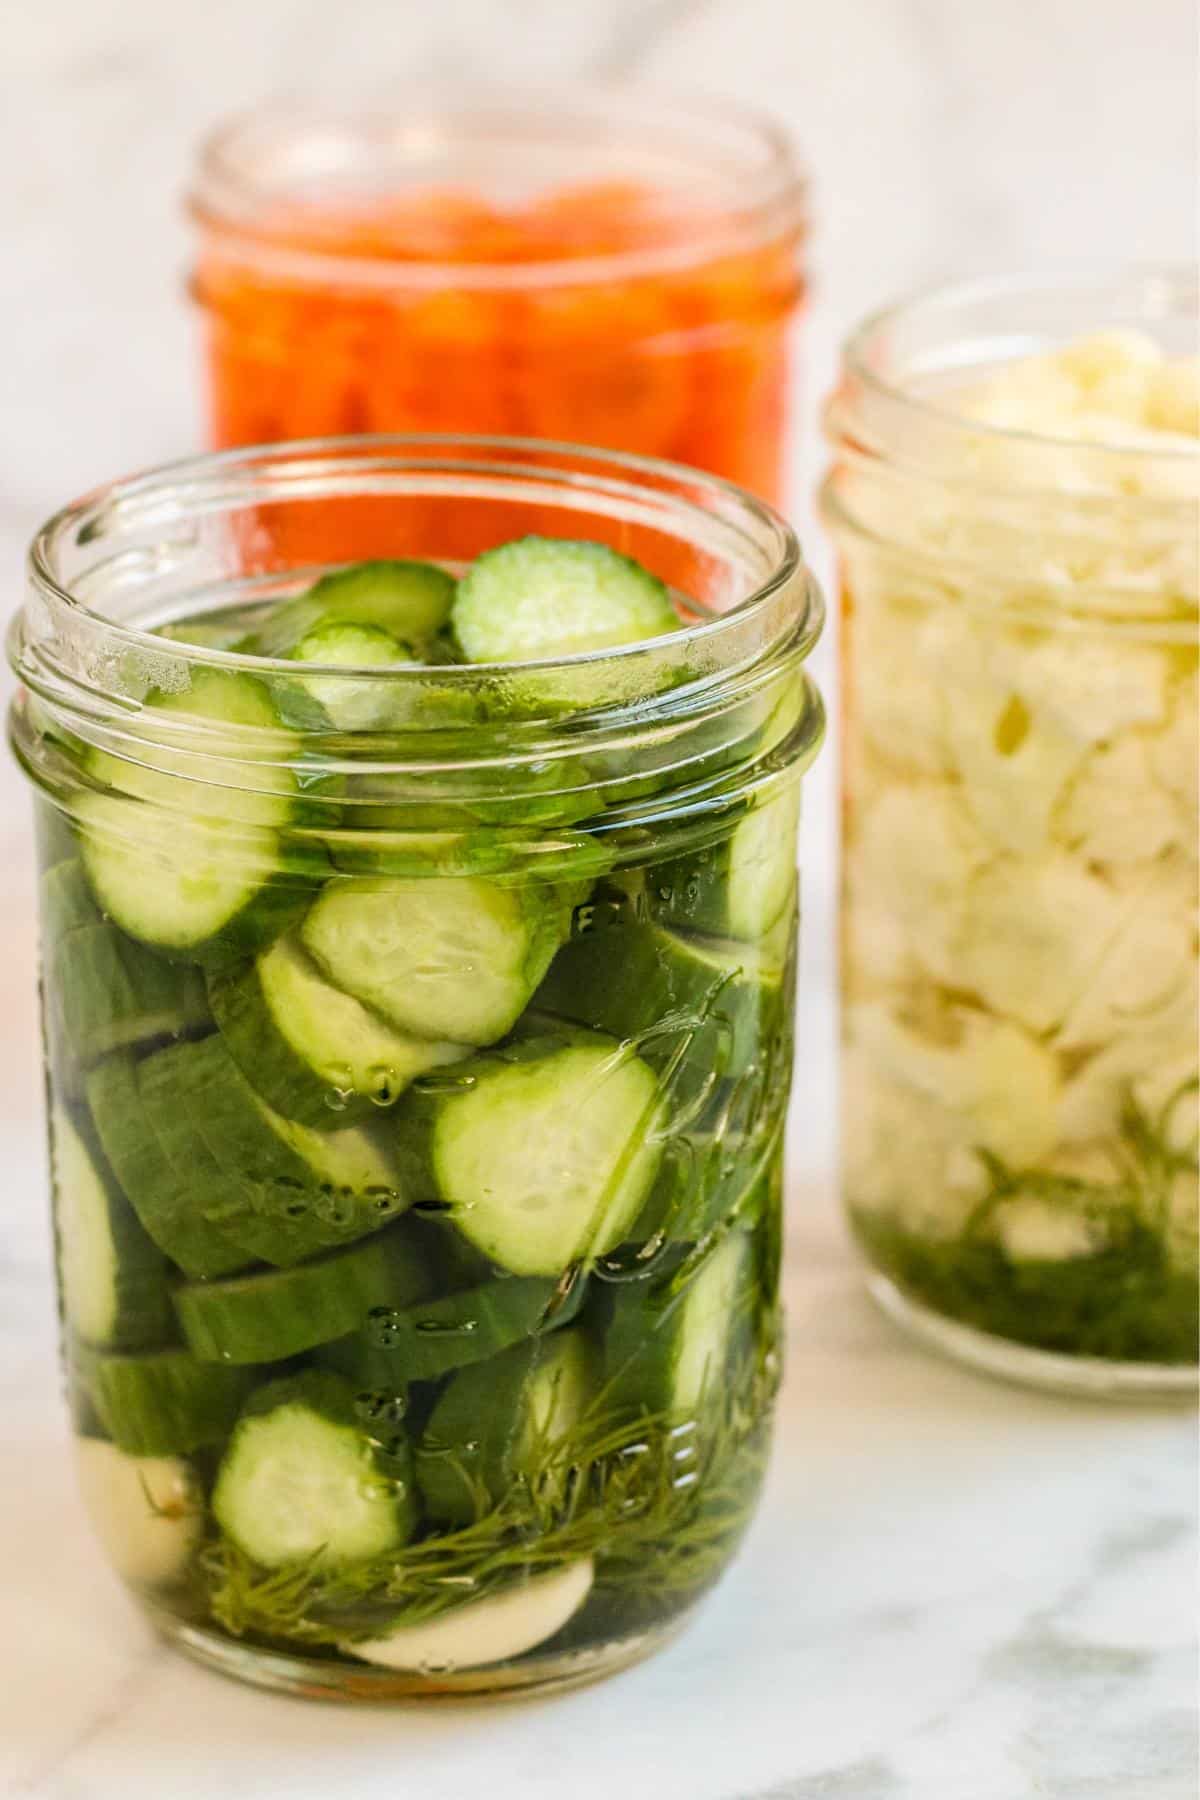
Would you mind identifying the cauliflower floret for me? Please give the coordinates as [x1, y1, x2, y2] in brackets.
[851, 782, 991, 983]
[1148, 668, 1199, 817]
[1055, 876, 1194, 1051]
[1058, 734, 1183, 865]
[1058, 970, 1198, 1146]
[989, 1195, 1110, 1264]
[1147, 356, 1200, 437]
[1057, 330, 1163, 428]
[849, 1001, 1061, 1169]
[953, 853, 1123, 1033]
[846, 589, 947, 777]
[842, 1044, 971, 1239]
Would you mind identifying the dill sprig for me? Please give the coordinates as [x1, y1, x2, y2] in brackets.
[197, 1332, 779, 1650]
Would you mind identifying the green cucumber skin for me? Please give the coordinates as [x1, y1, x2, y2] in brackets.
[174, 1229, 432, 1365]
[534, 919, 784, 1085]
[250, 561, 456, 659]
[54, 924, 211, 1068]
[603, 1230, 753, 1421]
[86, 1055, 250, 1280]
[629, 1126, 778, 1250]
[206, 952, 371, 1130]
[139, 1037, 410, 1270]
[51, 1105, 175, 1352]
[42, 860, 103, 940]
[648, 787, 800, 945]
[415, 1331, 593, 1527]
[355, 1272, 587, 1383]
[81, 1346, 255, 1456]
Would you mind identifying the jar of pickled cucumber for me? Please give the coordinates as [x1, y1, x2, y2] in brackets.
[10, 436, 824, 1698]
[824, 271, 1199, 1398]
[187, 91, 808, 505]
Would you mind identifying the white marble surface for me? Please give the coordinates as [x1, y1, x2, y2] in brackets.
[0, 1, 1197, 1795]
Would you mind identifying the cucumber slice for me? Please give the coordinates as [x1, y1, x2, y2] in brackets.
[85, 1054, 250, 1280]
[74, 1438, 202, 1588]
[212, 1370, 417, 1569]
[344, 1558, 594, 1671]
[280, 621, 416, 733]
[174, 1230, 430, 1365]
[138, 1036, 409, 1269]
[630, 1125, 774, 1249]
[651, 784, 801, 943]
[417, 1330, 594, 1526]
[85, 1346, 254, 1456]
[76, 794, 308, 968]
[301, 876, 574, 1047]
[358, 1271, 587, 1383]
[250, 561, 456, 659]
[42, 859, 102, 940]
[535, 920, 784, 1084]
[207, 933, 470, 1128]
[54, 923, 210, 1066]
[605, 1231, 751, 1419]
[452, 537, 678, 662]
[51, 1106, 173, 1350]
[402, 1031, 663, 1276]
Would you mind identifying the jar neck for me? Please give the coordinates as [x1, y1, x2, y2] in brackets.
[822, 272, 1200, 629]
[10, 437, 824, 854]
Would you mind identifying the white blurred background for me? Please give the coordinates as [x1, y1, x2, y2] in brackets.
[0, 0, 1195, 1265]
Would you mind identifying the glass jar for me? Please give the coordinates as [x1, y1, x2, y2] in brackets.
[823, 271, 1199, 1400]
[10, 436, 824, 1698]
[187, 91, 808, 506]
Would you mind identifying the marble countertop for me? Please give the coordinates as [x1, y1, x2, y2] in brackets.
[0, 0, 1197, 1794]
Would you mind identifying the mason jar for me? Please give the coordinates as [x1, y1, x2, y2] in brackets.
[187, 91, 808, 506]
[10, 436, 824, 1698]
[823, 271, 1199, 1399]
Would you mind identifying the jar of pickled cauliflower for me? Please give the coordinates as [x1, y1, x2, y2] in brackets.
[187, 91, 808, 507]
[10, 436, 824, 1698]
[823, 272, 1198, 1398]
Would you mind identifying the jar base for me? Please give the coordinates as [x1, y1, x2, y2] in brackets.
[865, 1269, 1199, 1403]
[144, 1602, 693, 1703]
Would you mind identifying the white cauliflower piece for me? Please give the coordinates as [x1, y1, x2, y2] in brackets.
[1148, 669, 1199, 816]
[1055, 874, 1194, 1051]
[1147, 356, 1200, 436]
[1057, 330, 1163, 428]
[989, 1196, 1110, 1264]
[849, 1001, 1061, 1169]
[841, 1044, 971, 1239]
[954, 853, 1123, 1032]
[846, 591, 947, 777]
[1058, 970, 1198, 1146]
[1058, 734, 1183, 865]
[851, 782, 991, 982]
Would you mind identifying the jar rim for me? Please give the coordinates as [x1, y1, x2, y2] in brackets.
[25, 433, 818, 686]
[840, 266, 1200, 466]
[187, 85, 809, 292]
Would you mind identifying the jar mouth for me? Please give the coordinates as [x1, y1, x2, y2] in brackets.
[838, 267, 1200, 469]
[188, 86, 808, 291]
[25, 433, 818, 683]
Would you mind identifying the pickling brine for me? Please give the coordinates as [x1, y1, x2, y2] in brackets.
[12, 438, 824, 1697]
[825, 275, 1199, 1397]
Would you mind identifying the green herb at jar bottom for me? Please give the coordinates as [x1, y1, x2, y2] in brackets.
[192, 1321, 781, 1654]
[851, 1079, 1198, 1365]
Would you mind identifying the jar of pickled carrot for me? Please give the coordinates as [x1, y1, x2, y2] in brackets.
[187, 91, 808, 506]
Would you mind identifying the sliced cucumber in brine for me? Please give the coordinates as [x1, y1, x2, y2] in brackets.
[54, 922, 210, 1067]
[535, 919, 785, 1084]
[279, 621, 417, 733]
[249, 560, 456, 659]
[452, 537, 678, 662]
[51, 1106, 173, 1350]
[212, 1369, 417, 1570]
[650, 783, 801, 944]
[137, 1035, 409, 1269]
[604, 1231, 752, 1420]
[42, 859, 103, 940]
[417, 1330, 594, 1526]
[343, 1558, 595, 1671]
[333, 1270, 585, 1385]
[85, 1054, 250, 1280]
[397, 1030, 663, 1277]
[84, 1345, 255, 1456]
[207, 932, 470, 1128]
[174, 1229, 430, 1365]
[301, 874, 575, 1047]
